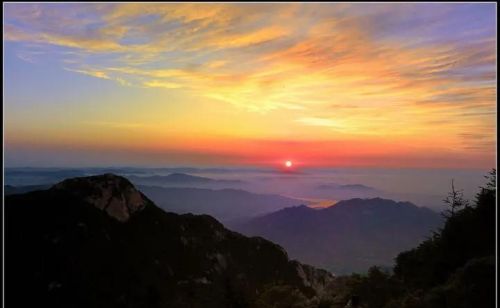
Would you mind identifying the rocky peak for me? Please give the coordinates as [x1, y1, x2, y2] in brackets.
[52, 173, 147, 222]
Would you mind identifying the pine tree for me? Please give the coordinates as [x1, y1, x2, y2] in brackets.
[442, 179, 469, 218]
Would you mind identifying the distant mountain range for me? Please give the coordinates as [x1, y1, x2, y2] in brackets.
[138, 185, 304, 222]
[127, 173, 244, 187]
[230, 198, 443, 274]
[4, 177, 443, 275]
[5, 184, 52, 195]
[5, 182, 306, 222]
[316, 183, 377, 191]
[4, 168, 246, 188]
[312, 183, 381, 200]
[5, 174, 334, 308]
[4, 168, 87, 186]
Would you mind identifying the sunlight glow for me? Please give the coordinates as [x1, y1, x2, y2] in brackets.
[3, 3, 496, 168]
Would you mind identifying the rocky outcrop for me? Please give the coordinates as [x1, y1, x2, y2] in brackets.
[53, 173, 147, 222]
[294, 261, 335, 295]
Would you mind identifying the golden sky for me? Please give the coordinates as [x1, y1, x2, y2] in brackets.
[3, 3, 497, 168]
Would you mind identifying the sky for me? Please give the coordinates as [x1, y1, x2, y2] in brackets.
[3, 3, 497, 168]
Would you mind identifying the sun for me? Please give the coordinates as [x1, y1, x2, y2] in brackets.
[285, 160, 293, 168]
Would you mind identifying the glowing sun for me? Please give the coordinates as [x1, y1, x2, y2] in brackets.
[285, 160, 293, 168]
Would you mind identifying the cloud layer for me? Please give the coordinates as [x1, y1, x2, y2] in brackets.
[4, 3, 496, 167]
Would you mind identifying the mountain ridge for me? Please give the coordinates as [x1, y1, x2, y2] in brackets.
[5, 173, 334, 308]
[137, 184, 304, 222]
[127, 172, 244, 186]
[231, 198, 443, 274]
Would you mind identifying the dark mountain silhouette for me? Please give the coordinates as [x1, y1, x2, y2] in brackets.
[5, 174, 334, 308]
[231, 198, 443, 274]
[137, 185, 304, 222]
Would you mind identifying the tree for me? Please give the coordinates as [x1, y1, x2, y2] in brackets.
[477, 169, 496, 200]
[333, 169, 496, 308]
[442, 179, 469, 218]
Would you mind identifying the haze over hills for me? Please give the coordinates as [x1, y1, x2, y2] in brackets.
[4, 168, 87, 186]
[4, 167, 488, 211]
[231, 198, 443, 274]
[316, 183, 378, 192]
[2, 171, 447, 274]
[312, 183, 381, 201]
[4, 169, 244, 189]
[327, 170, 496, 308]
[4, 184, 52, 195]
[127, 173, 244, 188]
[5, 174, 334, 308]
[138, 185, 304, 222]
[4, 181, 305, 222]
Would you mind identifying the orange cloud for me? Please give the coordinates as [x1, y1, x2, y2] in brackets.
[3, 3, 496, 168]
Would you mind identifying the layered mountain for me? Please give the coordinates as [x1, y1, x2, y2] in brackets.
[4, 168, 86, 186]
[316, 183, 377, 192]
[313, 183, 381, 200]
[127, 173, 243, 187]
[5, 174, 334, 308]
[4, 182, 304, 222]
[231, 198, 443, 274]
[138, 185, 304, 222]
[4, 184, 51, 195]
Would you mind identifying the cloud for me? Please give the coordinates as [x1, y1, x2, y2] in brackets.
[64, 67, 111, 79]
[143, 80, 182, 89]
[3, 3, 496, 164]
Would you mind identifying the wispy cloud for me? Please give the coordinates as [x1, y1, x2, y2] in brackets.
[3, 3, 496, 167]
[64, 67, 111, 79]
[143, 80, 182, 89]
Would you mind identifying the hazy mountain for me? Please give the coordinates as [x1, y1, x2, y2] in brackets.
[3, 169, 245, 188]
[316, 183, 377, 191]
[4, 184, 52, 195]
[127, 173, 244, 187]
[4, 182, 304, 222]
[137, 185, 304, 222]
[5, 174, 334, 308]
[4, 168, 86, 185]
[231, 198, 443, 275]
[326, 170, 496, 308]
[313, 183, 381, 200]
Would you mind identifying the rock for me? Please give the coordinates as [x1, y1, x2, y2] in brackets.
[53, 173, 147, 222]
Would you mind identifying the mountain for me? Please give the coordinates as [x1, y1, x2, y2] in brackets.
[4, 168, 87, 186]
[137, 185, 304, 222]
[231, 198, 443, 274]
[127, 173, 243, 187]
[325, 169, 496, 308]
[313, 183, 381, 200]
[130, 173, 213, 183]
[5, 174, 334, 308]
[316, 183, 377, 191]
[4, 169, 244, 188]
[4, 184, 52, 195]
[4, 183, 304, 222]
